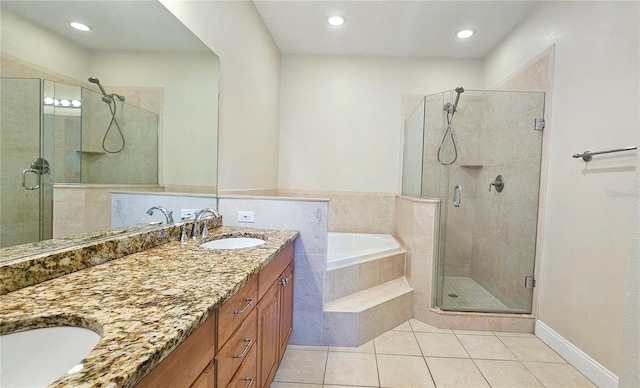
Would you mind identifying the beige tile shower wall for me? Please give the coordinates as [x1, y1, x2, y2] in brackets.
[470, 92, 547, 309]
[278, 189, 396, 234]
[440, 95, 482, 278]
[53, 185, 162, 238]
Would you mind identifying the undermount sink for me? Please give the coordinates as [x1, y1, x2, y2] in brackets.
[0, 326, 101, 387]
[200, 237, 266, 249]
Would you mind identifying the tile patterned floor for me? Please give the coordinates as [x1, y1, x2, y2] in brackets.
[271, 319, 596, 388]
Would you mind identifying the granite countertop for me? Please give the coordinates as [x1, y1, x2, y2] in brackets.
[0, 226, 298, 388]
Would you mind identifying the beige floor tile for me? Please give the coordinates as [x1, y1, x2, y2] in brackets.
[324, 352, 379, 386]
[287, 344, 330, 352]
[409, 318, 452, 333]
[329, 340, 375, 353]
[377, 354, 435, 388]
[425, 357, 490, 388]
[524, 362, 597, 387]
[271, 383, 323, 388]
[474, 359, 543, 388]
[374, 330, 422, 356]
[415, 332, 469, 358]
[273, 348, 328, 384]
[457, 334, 518, 360]
[322, 386, 376, 388]
[494, 331, 536, 337]
[453, 329, 495, 336]
[392, 321, 412, 331]
[499, 336, 566, 363]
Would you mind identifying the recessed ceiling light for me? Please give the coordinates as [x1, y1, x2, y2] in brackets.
[456, 29, 475, 39]
[70, 21, 92, 32]
[327, 15, 346, 26]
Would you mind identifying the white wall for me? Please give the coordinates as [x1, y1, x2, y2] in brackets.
[161, 0, 282, 191]
[483, 1, 639, 381]
[1, 9, 90, 80]
[278, 55, 482, 193]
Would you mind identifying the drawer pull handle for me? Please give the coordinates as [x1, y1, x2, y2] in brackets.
[279, 278, 289, 286]
[234, 298, 253, 314]
[233, 339, 252, 359]
[245, 377, 254, 388]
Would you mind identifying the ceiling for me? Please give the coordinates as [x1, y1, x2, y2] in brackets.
[253, 0, 540, 59]
[1, 1, 209, 52]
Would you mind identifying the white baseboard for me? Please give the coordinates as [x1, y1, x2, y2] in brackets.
[535, 320, 618, 387]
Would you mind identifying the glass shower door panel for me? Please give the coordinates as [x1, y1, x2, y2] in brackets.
[439, 90, 545, 314]
[0, 78, 42, 248]
[80, 88, 158, 184]
[402, 97, 425, 197]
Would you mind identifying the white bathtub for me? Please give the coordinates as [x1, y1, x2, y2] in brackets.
[327, 232, 402, 270]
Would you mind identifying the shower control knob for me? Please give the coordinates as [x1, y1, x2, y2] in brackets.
[489, 175, 505, 192]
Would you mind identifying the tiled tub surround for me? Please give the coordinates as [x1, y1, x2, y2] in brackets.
[0, 217, 221, 294]
[0, 225, 298, 387]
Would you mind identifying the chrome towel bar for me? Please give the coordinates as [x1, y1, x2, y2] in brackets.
[573, 146, 637, 162]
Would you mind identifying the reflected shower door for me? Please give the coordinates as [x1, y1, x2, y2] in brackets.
[0, 78, 43, 247]
[436, 90, 545, 314]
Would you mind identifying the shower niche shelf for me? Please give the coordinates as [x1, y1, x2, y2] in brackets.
[459, 164, 483, 169]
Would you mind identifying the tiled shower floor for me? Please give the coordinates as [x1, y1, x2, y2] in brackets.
[441, 276, 509, 312]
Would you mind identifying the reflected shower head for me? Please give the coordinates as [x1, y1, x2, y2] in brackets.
[453, 86, 464, 107]
[88, 76, 108, 96]
[88, 76, 125, 103]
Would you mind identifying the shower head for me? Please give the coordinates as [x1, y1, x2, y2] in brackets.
[453, 86, 464, 107]
[88, 77, 125, 103]
[88, 76, 108, 96]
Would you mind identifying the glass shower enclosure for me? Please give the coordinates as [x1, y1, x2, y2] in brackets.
[0, 77, 158, 248]
[402, 89, 545, 314]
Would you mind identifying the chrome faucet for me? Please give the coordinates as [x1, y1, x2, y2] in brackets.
[192, 208, 220, 239]
[146, 206, 174, 224]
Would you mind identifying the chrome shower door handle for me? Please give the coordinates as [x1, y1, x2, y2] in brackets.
[22, 168, 41, 190]
[453, 185, 462, 207]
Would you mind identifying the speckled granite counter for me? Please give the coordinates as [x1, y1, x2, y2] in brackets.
[0, 226, 298, 387]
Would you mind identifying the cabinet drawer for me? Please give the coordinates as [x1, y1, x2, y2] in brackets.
[258, 243, 294, 300]
[216, 309, 258, 388]
[137, 316, 216, 388]
[218, 275, 258, 351]
[228, 342, 257, 388]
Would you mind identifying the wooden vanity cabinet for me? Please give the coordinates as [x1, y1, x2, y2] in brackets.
[257, 244, 295, 387]
[136, 316, 216, 388]
[136, 241, 294, 388]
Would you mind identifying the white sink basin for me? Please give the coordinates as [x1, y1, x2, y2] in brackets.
[0, 326, 101, 387]
[200, 237, 266, 249]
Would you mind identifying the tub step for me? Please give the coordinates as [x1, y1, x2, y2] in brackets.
[322, 277, 413, 347]
[324, 250, 406, 303]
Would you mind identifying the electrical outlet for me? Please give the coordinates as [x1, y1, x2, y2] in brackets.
[237, 211, 255, 223]
[180, 209, 197, 220]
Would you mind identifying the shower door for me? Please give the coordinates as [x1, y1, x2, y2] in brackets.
[0, 78, 44, 247]
[435, 90, 545, 314]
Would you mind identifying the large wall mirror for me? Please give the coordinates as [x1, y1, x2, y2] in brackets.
[0, 1, 219, 253]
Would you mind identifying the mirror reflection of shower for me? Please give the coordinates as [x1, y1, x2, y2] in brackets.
[88, 77, 126, 153]
[437, 86, 464, 165]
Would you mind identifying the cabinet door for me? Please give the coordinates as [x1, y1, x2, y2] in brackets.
[278, 262, 294, 361]
[257, 282, 280, 388]
[190, 361, 215, 388]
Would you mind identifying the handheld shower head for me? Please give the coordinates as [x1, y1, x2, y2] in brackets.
[88, 76, 108, 96]
[453, 87, 464, 107]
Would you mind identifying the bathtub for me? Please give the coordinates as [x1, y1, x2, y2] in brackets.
[327, 232, 402, 270]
